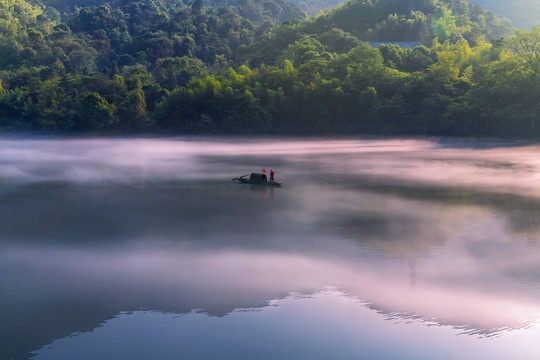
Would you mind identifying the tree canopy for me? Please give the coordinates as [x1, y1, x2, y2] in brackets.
[1, 0, 539, 138]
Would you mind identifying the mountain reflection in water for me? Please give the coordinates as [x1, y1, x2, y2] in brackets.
[2, 136, 540, 360]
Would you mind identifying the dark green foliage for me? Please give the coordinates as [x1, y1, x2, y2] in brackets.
[203, 0, 307, 23]
[366, 11, 428, 41]
[378, 44, 436, 72]
[318, 28, 360, 53]
[191, 0, 204, 13]
[66, 1, 264, 68]
[153, 56, 208, 90]
[77, 92, 117, 129]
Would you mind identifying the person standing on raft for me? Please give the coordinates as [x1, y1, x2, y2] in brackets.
[270, 170, 275, 182]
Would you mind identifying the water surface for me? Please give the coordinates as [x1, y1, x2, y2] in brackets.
[2, 136, 540, 359]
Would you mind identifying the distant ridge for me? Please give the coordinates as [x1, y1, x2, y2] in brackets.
[289, 0, 344, 16]
[468, 0, 539, 29]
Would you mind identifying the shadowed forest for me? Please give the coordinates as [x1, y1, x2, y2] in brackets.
[0, 0, 539, 137]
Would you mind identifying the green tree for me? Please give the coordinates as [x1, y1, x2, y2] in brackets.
[505, 27, 540, 79]
[432, 8, 457, 39]
[192, 0, 205, 14]
[122, 89, 147, 128]
[76, 92, 117, 130]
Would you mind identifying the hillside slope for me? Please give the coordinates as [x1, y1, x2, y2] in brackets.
[240, 0, 514, 67]
[470, 0, 540, 29]
[43, 0, 306, 23]
[289, 0, 344, 15]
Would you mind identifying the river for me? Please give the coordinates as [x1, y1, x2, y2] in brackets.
[1, 136, 540, 359]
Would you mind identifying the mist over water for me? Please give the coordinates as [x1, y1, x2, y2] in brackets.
[2, 136, 540, 360]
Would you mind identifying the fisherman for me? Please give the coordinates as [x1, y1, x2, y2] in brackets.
[270, 170, 275, 182]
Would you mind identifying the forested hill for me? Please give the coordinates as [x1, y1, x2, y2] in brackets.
[470, 0, 540, 30]
[240, 0, 514, 66]
[297, 0, 540, 26]
[43, 0, 306, 23]
[1, 0, 540, 138]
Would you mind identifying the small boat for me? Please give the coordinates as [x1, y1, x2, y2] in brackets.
[233, 173, 282, 186]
